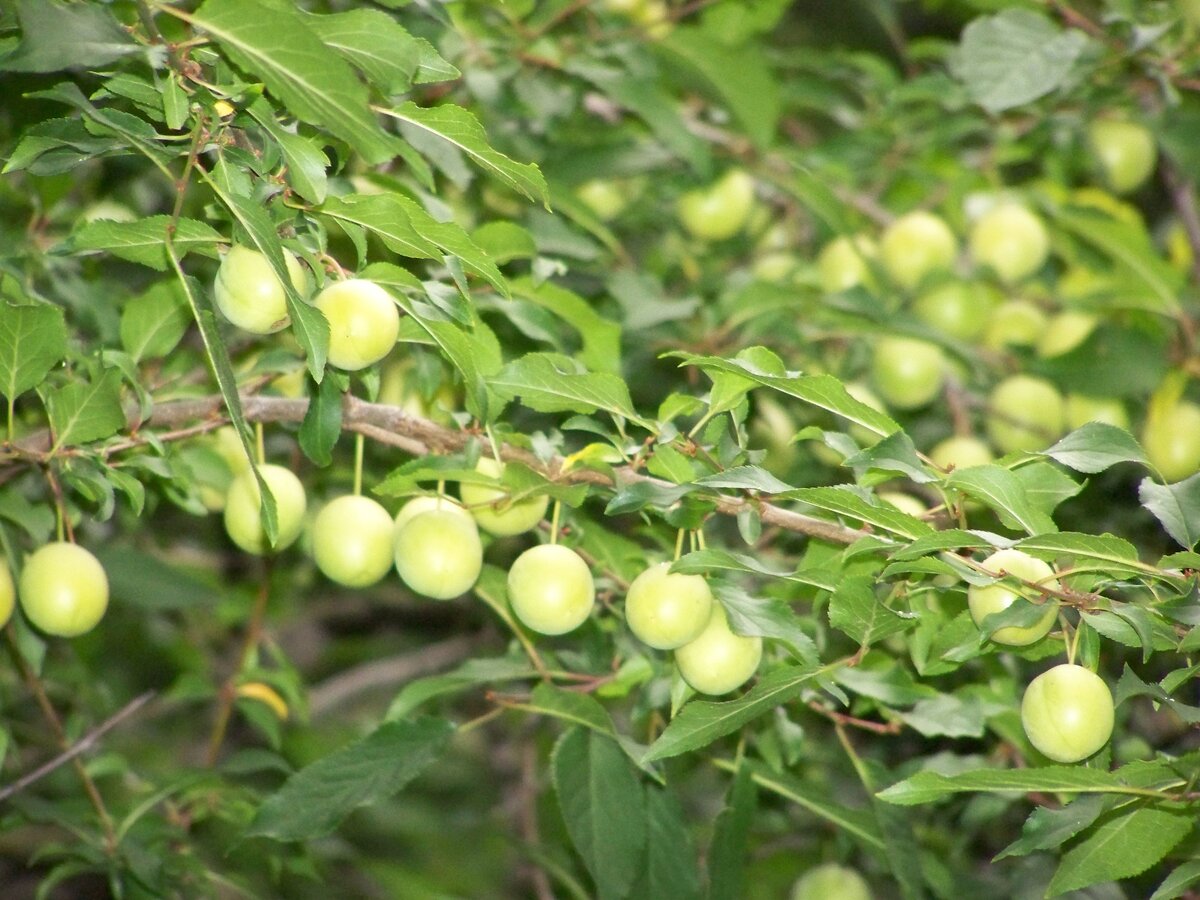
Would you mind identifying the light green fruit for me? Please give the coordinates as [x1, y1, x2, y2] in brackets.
[394, 495, 473, 532]
[676, 169, 757, 242]
[214, 245, 309, 334]
[18, 543, 109, 638]
[394, 509, 483, 600]
[0, 560, 13, 629]
[929, 434, 994, 471]
[313, 278, 400, 371]
[879, 210, 958, 290]
[625, 562, 714, 650]
[223, 464, 308, 555]
[845, 381, 890, 447]
[1037, 311, 1097, 358]
[1087, 119, 1157, 195]
[912, 280, 1000, 342]
[674, 605, 762, 696]
[817, 234, 877, 294]
[987, 375, 1065, 454]
[507, 544, 595, 635]
[968, 548, 1059, 646]
[575, 179, 629, 222]
[1142, 400, 1200, 483]
[877, 491, 927, 518]
[869, 336, 945, 410]
[968, 203, 1050, 285]
[1021, 664, 1114, 763]
[460, 457, 549, 537]
[984, 299, 1048, 350]
[1065, 394, 1130, 431]
[791, 863, 873, 900]
[311, 495, 395, 588]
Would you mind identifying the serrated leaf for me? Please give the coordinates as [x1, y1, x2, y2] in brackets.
[694, 466, 793, 495]
[1140, 474, 1200, 549]
[1115, 665, 1200, 724]
[493, 352, 652, 429]
[46, 368, 125, 449]
[829, 575, 914, 646]
[510, 277, 621, 375]
[246, 717, 453, 841]
[898, 694, 988, 738]
[713, 583, 818, 662]
[69, 216, 223, 272]
[306, 8, 419, 94]
[190, 0, 396, 164]
[1150, 859, 1200, 900]
[1016, 532, 1150, 577]
[642, 664, 820, 763]
[996, 794, 1109, 860]
[120, 280, 191, 362]
[889, 529, 997, 562]
[791, 486, 931, 540]
[382, 102, 548, 206]
[878, 766, 1137, 806]
[552, 728, 646, 900]
[629, 788, 702, 900]
[844, 430, 937, 483]
[950, 9, 1090, 113]
[946, 465, 1057, 535]
[1045, 422, 1149, 473]
[0, 302, 67, 402]
[0, 0, 136, 73]
[1048, 807, 1193, 896]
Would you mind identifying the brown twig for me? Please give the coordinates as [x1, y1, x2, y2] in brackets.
[807, 701, 901, 735]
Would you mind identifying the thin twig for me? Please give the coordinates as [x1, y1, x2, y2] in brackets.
[0, 691, 155, 804]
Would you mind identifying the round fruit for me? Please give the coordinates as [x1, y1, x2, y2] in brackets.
[676, 169, 756, 242]
[968, 549, 1059, 646]
[1065, 394, 1130, 431]
[507, 544, 595, 635]
[1021, 664, 1115, 763]
[18, 543, 109, 638]
[0, 560, 13, 629]
[987, 375, 1065, 454]
[1037, 311, 1097, 359]
[984, 299, 1048, 350]
[1142, 400, 1200, 483]
[968, 203, 1050, 285]
[929, 434, 993, 471]
[912, 281, 999, 342]
[674, 605, 762, 696]
[879, 210, 958, 290]
[817, 234, 877, 294]
[624, 562, 714, 650]
[393, 495, 473, 532]
[223, 464, 308, 555]
[845, 381, 890, 447]
[575, 179, 629, 222]
[311, 495, 395, 588]
[312, 278, 400, 371]
[869, 336, 945, 410]
[214, 245, 309, 335]
[394, 508, 483, 600]
[791, 863, 872, 900]
[877, 491, 927, 518]
[460, 457, 549, 537]
[1088, 119, 1157, 195]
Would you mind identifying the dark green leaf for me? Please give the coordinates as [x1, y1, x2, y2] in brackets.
[0, 0, 136, 72]
[298, 372, 342, 467]
[120, 281, 191, 362]
[1048, 806, 1193, 896]
[69, 216, 223, 271]
[707, 761, 756, 900]
[493, 352, 651, 428]
[306, 8, 419, 94]
[791, 486, 931, 540]
[244, 100, 328, 204]
[1045, 422, 1149, 473]
[1139, 474, 1200, 549]
[46, 368, 125, 449]
[828, 575, 914, 646]
[631, 787, 702, 900]
[0, 302, 67, 402]
[878, 767, 1136, 806]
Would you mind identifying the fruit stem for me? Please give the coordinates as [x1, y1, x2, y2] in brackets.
[353, 432, 364, 497]
[549, 501, 562, 545]
[254, 422, 265, 467]
[4, 626, 118, 853]
[1065, 613, 1081, 667]
[674, 528, 685, 562]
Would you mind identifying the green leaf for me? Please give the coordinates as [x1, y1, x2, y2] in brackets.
[642, 664, 820, 763]
[246, 717, 453, 841]
[1150, 859, 1200, 900]
[996, 795, 1109, 860]
[298, 372, 342, 467]
[306, 8, 419, 94]
[95, 546, 219, 612]
[829, 575, 914, 646]
[945, 465, 1057, 535]
[1045, 422, 1149, 474]
[630, 787, 702, 900]
[950, 9, 1090, 113]
[382, 102, 549, 206]
[878, 766, 1140, 806]
[897, 694, 988, 738]
[245, 100, 328, 205]
[695, 466, 794, 495]
[120, 281, 191, 362]
[1013, 461, 1082, 517]
[0, 302, 67, 402]
[510, 277, 622, 375]
[552, 728, 646, 900]
[714, 583, 819, 662]
[0, 0, 137, 73]
[656, 26, 779, 149]
[1139, 474, 1200, 549]
[492, 353, 652, 429]
[69, 216, 223, 272]
[707, 761, 757, 900]
[46, 368, 125, 449]
[1048, 806, 1194, 896]
[1016, 532, 1153, 579]
[189, 0, 396, 164]
[791, 486, 931, 540]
